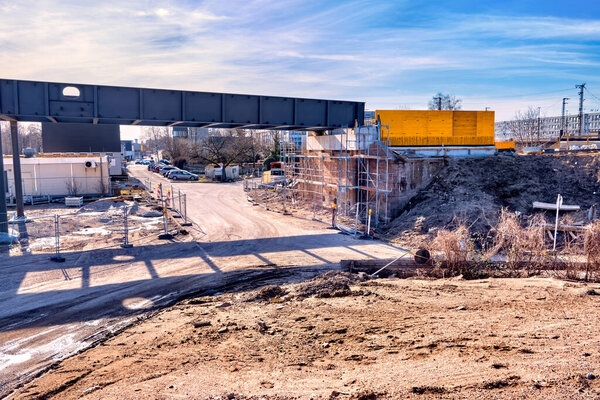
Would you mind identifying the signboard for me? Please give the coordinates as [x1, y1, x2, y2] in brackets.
[42, 122, 121, 152]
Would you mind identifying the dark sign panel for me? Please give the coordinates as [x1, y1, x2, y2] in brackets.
[42, 122, 120, 152]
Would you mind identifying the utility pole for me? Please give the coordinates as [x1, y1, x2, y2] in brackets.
[433, 96, 442, 111]
[537, 107, 541, 139]
[576, 83, 585, 137]
[562, 98, 569, 150]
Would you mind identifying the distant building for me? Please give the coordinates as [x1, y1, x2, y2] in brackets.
[364, 110, 376, 125]
[172, 127, 211, 143]
[281, 131, 307, 150]
[496, 111, 600, 140]
[121, 140, 133, 161]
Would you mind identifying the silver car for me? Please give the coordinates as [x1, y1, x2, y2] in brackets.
[168, 170, 199, 181]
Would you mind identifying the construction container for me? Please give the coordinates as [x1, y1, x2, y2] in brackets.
[495, 140, 516, 152]
[205, 165, 240, 181]
[3, 155, 110, 198]
[375, 110, 495, 147]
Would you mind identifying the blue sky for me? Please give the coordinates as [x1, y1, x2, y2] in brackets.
[1, 0, 599, 125]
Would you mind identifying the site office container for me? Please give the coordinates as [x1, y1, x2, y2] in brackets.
[375, 110, 495, 147]
[495, 140, 516, 151]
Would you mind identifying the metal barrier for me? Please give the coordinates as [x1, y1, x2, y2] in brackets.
[1, 199, 170, 262]
[243, 176, 368, 236]
[140, 177, 192, 228]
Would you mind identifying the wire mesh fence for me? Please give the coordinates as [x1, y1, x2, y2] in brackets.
[1, 172, 196, 260]
[3, 199, 169, 258]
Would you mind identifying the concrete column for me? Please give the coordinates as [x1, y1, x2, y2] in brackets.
[0, 123, 8, 234]
[10, 121, 25, 217]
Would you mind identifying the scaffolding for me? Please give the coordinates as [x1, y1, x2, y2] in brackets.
[280, 124, 394, 233]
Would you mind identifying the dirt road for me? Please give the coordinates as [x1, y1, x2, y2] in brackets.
[10, 273, 600, 399]
[0, 166, 402, 397]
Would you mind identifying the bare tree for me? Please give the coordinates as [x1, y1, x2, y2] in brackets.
[191, 129, 254, 181]
[0, 122, 10, 154]
[21, 123, 42, 152]
[141, 126, 169, 161]
[427, 93, 462, 110]
[506, 107, 541, 146]
[0, 122, 43, 154]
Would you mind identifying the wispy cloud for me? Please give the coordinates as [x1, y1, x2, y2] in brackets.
[0, 0, 598, 120]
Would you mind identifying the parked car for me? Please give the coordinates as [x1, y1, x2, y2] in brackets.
[168, 170, 199, 181]
[153, 163, 166, 173]
[161, 166, 178, 176]
[159, 159, 171, 165]
[147, 162, 156, 171]
[165, 169, 180, 179]
[164, 168, 181, 178]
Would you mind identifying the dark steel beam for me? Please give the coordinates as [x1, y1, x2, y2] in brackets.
[0, 79, 365, 131]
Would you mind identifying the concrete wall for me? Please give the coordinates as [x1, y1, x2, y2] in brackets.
[288, 148, 444, 223]
[3, 155, 110, 197]
[306, 127, 379, 151]
[383, 157, 445, 219]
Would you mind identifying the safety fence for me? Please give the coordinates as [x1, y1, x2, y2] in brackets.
[1, 175, 196, 261]
[243, 177, 374, 237]
[138, 177, 192, 228]
[2, 199, 173, 260]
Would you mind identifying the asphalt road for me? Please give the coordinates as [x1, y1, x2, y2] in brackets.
[0, 165, 404, 397]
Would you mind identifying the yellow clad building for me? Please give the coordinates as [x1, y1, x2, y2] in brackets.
[375, 110, 495, 147]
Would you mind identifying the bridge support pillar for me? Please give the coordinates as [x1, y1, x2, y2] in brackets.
[0, 123, 7, 234]
[10, 121, 25, 218]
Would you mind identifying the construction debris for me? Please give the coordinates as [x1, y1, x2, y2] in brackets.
[533, 201, 580, 211]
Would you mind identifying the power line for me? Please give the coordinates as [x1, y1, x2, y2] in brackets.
[585, 87, 600, 108]
[488, 88, 573, 100]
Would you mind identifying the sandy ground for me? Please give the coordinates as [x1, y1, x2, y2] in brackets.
[9, 273, 600, 399]
[0, 166, 402, 397]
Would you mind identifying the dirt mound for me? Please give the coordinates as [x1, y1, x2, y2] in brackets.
[205, 395, 295, 400]
[78, 199, 142, 216]
[294, 271, 358, 298]
[385, 154, 600, 240]
[245, 285, 288, 302]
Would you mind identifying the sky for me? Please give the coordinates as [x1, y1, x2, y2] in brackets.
[1, 0, 600, 140]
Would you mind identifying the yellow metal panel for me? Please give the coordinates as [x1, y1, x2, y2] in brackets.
[262, 171, 272, 184]
[495, 140, 515, 150]
[376, 110, 495, 147]
[476, 111, 495, 138]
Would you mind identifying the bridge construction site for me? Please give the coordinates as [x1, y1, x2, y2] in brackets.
[254, 110, 495, 234]
[3, 79, 600, 399]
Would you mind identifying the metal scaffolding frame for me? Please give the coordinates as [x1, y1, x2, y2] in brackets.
[280, 124, 393, 232]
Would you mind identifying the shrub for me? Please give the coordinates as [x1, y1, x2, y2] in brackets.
[489, 209, 549, 275]
[430, 219, 474, 277]
[584, 221, 600, 281]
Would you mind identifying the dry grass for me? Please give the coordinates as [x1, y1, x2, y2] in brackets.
[488, 209, 549, 275]
[430, 219, 476, 277]
[424, 209, 600, 282]
[583, 220, 600, 281]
